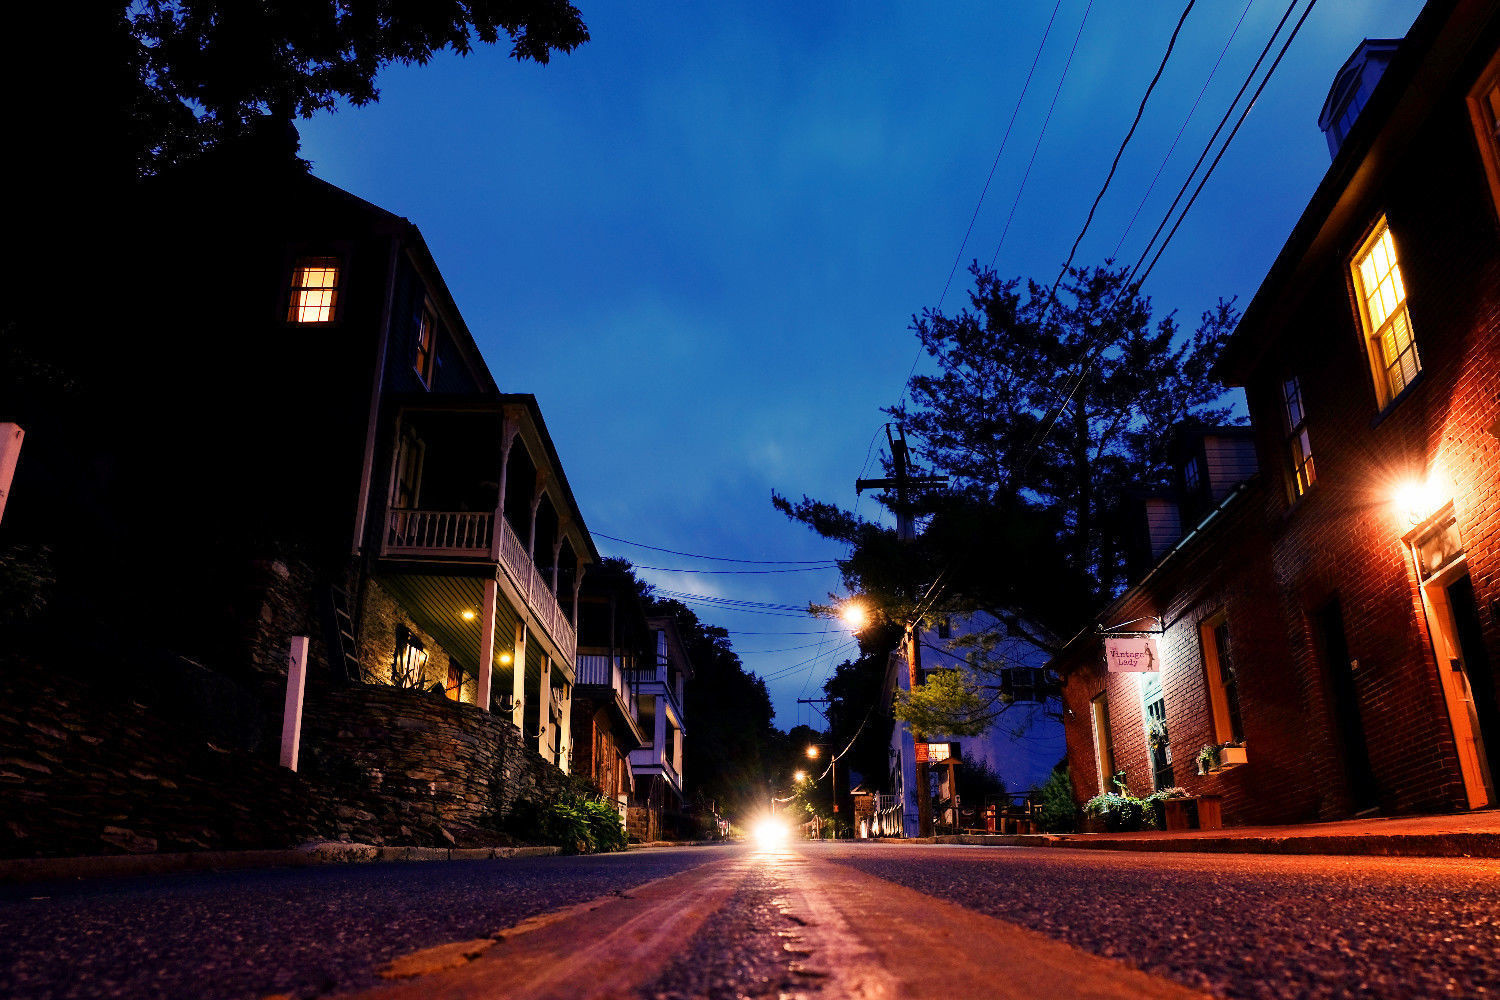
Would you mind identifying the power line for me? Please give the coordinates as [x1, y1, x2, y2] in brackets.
[935, 0, 1065, 313]
[632, 563, 836, 575]
[901, 0, 1075, 410]
[988, 0, 1096, 270]
[1042, 0, 1198, 307]
[593, 531, 835, 565]
[1111, 0, 1257, 261]
[1016, 0, 1313, 478]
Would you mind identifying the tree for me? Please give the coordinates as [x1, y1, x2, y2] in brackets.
[777, 263, 1239, 734]
[86, 0, 589, 180]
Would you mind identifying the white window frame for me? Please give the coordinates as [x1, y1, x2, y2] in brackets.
[1350, 218, 1421, 408]
[1467, 47, 1500, 223]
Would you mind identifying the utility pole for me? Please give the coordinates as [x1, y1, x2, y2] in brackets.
[855, 424, 947, 838]
[798, 697, 840, 839]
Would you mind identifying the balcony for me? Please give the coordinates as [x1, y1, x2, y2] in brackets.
[383, 508, 577, 665]
[575, 654, 640, 724]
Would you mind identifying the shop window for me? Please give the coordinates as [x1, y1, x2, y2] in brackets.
[1090, 693, 1115, 794]
[1141, 672, 1174, 790]
[1351, 219, 1421, 407]
[1282, 376, 1316, 497]
[1200, 612, 1244, 744]
[287, 257, 341, 323]
[393, 625, 427, 688]
[1467, 48, 1500, 219]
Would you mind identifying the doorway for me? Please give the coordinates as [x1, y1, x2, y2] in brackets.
[1314, 598, 1379, 811]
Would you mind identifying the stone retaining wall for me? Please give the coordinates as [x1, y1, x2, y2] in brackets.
[299, 681, 571, 846]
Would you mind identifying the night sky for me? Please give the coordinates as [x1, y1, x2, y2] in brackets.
[295, 1, 1420, 752]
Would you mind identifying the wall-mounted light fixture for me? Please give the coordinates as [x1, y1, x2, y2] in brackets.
[1395, 478, 1443, 525]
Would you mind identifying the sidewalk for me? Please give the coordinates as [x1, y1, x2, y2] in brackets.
[921, 810, 1500, 858]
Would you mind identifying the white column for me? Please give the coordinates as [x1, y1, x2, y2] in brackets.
[654, 699, 668, 763]
[512, 621, 528, 729]
[673, 726, 683, 776]
[0, 423, 23, 525]
[527, 474, 547, 559]
[281, 636, 309, 770]
[477, 578, 497, 711]
[572, 562, 586, 630]
[551, 533, 565, 596]
[492, 420, 518, 562]
[558, 681, 573, 774]
[538, 653, 553, 758]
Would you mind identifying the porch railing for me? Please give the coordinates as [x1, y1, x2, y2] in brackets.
[575, 654, 639, 722]
[385, 509, 492, 555]
[384, 508, 577, 666]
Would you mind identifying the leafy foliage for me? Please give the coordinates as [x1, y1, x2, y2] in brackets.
[1035, 765, 1079, 833]
[88, 1, 589, 179]
[775, 263, 1240, 739]
[508, 793, 626, 854]
[1083, 774, 1187, 832]
[893, 667, 989, 739]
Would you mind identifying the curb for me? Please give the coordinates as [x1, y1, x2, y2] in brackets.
[0, 842, 561, 885]
[627, 839, 723, 850]
[930, 832, 1500, 858]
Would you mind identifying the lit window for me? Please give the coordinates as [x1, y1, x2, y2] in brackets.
[445, 661, 469, 702]
[414, 308, 436, 387]
[1351, 219, 1420, 405]
[1282, 376, 1315, 497]
[1200, 614, 1244, 744]
[927, 742, 952, 763]
[393, 625, 427, 688]
[288, 257, 340, 323]
[1467, 48, 1500, 217]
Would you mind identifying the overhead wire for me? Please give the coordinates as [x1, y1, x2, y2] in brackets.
[593, 531, 835, 565]
[1016, 0, 1315, 479]
[1110, 0, 1257, 260]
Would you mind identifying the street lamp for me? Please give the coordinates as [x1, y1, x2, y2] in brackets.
[839, 601, 868, 630]
[806, 744, 840, 838]
[794, 770, 807, 783]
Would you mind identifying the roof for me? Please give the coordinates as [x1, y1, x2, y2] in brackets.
[1216, 0, 1496, 384]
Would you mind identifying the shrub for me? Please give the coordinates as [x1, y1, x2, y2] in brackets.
[507, 793, 627, 854]
[1035, 766, 1079, 833]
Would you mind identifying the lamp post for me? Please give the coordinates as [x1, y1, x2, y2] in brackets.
[807, 743, 841, 839]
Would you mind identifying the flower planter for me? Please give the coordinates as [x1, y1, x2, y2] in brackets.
[1220, 745, 1248, 769]
[1163, 797, 1195, 831]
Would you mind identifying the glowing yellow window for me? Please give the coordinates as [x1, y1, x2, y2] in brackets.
[288, 257, 341, 323]
[1467, 48, 1500, 217]
[1351, 219, 1420, 406]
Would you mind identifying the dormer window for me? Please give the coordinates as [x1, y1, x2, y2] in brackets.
[1352, 218, 1420, 407]
[287, 257, 340, 323]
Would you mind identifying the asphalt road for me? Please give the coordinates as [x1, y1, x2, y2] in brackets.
[3, 842, 1499, 999]
[824, 842, 1500, 1000]
[0, 846, 727, 1000]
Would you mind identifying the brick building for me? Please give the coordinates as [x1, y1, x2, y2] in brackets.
[1057, 0, 1500, 825]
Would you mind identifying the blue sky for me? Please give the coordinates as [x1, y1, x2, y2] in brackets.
[297, 1, 1420, 741]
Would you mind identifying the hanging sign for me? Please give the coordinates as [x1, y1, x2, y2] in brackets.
[1104, 634, 1160, 673]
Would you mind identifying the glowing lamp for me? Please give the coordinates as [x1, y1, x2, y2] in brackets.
[840, 601, 869, 630]
[794, 770, 807, 782]
[806, 745, 819, 759]
[752, 817, 789, 849]
[498, 651, 514, 666]
[460, 609, 477, 621]
[1395, 479, 1442, 525]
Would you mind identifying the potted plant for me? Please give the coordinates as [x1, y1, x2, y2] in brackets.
[1146, 719, 1169, 753]
[1196, 743, 1221, 775]
[1220, 742, 1248, 768]
[1159, 787, 1195, 831]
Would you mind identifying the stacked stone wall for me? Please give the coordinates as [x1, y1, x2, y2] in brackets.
[0, 664, 374, 859]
